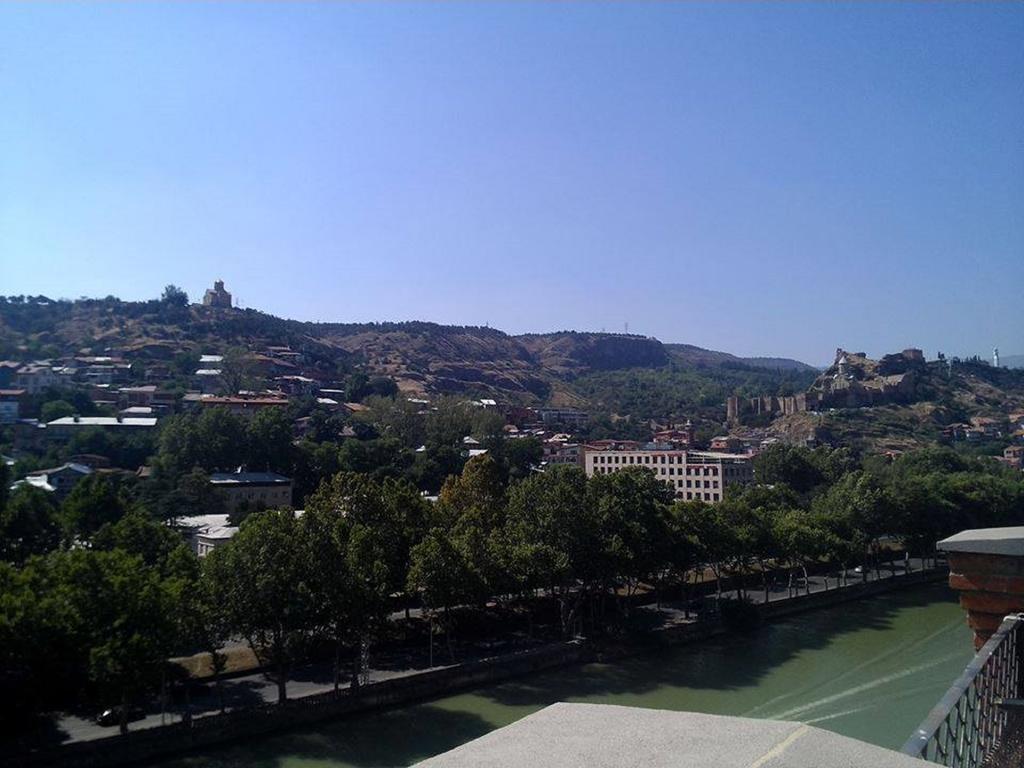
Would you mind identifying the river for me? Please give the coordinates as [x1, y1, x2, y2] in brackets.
[157, 583, 971, 768]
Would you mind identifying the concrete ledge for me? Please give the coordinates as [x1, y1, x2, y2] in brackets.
[939, 527, 1024, 557]
[413, 703, 925, 768]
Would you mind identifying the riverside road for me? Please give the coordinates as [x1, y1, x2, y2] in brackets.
[53, 558, 937, 746]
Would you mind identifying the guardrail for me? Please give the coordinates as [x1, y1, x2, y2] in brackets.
[902, 614, 1024, 766]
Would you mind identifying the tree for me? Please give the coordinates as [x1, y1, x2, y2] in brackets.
[588, 467, 673, 606]
[215, 509, 313, 703]
[0, 462, 8, 515]
[158, 408, 249, 475]
[181, 550, 233, 713]
[813, 471, 892, 579]
[436, 455, 508, 599]
[160, 285, 189, 307]
[754, 444, 827, 496]
[40, 399, 75, 422]
[504, 466, 601, 636]
[774, 509, 830, 596]
[0, 486, 60, 562]
[303, 473, 400, 689]
[246, 407, 294, 474]
[673, 500, 737, 603]
[83, 550, 176, 735]
[407, 528, 475, 661]
[664, 503, 700, 616]
[363, 396, 425, 448]
[92, 508, 191, 574]
[424, 397, 475, 449]
[60, 475, 127, 541]
[163, 469, 227, 521]
[219, 347, 253, 396]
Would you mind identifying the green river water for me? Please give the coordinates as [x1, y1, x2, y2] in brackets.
[159, 583, 971, 768]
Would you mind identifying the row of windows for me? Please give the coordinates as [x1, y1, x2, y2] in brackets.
[681, 491, 719, 502]
[592, 454, 726, 476]
[591, 467, 720, 489]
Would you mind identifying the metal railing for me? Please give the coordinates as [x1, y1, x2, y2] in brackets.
[902, 614, 1024, 766]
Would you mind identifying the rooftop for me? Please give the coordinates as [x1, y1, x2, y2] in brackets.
[174, 513, 238, 540]
[46, 416, 158, 427]
[413, 703, 923, 768]
[209, 471, 291, 485]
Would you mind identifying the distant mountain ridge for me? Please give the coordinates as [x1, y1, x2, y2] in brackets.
[663, 343, 816, 372]
[0, 296, 814, 404]
[1000, 354, 1024, 370]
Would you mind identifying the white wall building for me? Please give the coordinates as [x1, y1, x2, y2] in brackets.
[583, 448, 753, 503]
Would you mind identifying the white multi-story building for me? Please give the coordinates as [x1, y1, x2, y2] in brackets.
[583, 447, 753, 503]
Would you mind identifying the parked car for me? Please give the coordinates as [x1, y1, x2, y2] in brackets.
[95, 706, 145, 726]
[853, 565, 865, 574]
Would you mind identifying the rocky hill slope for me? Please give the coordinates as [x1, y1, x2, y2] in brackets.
[771, 348, 1024, 452]
[0, 296, 813, 405]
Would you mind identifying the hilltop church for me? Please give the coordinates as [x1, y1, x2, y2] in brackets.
[203, 280, 232, 309]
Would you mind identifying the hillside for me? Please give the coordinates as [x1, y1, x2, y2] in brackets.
[664, 343, 817, 373]
[770, 349, 1024, 452]
[0, 296, 814, 410]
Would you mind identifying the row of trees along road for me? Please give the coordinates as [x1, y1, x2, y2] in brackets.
[2, 445, 1024, 741]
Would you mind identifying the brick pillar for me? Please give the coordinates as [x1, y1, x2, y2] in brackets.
[939, 527, 1024, 650]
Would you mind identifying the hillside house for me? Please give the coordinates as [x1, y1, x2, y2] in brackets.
[11, 462, 93, 500]
[197, 395, 289, 417]
[14, 364, 59, 393]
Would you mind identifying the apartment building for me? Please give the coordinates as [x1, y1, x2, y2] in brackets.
[209, 471, 293, 513]
[583, 447, 753, 503]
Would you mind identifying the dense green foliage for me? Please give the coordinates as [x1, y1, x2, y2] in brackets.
[2, 437, 1023, 742]
[572, 363, 817, 424]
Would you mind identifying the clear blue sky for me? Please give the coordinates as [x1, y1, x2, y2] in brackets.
[1, 2, 1021, 365]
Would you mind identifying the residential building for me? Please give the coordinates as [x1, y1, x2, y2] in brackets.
[274, 375, 319, 396]
[709, 435, 743, 453]
[46, 415, 158, 441]
[117, 385, 175, 410]
[653, 422, 694, 448]
[203, 279, 233, 308]
[209, 470, 293, 513]
[999, 445, 1024, 470]
[583, 446, 753, 502]
[197, 395, 289, 417]
[265, 346, 303, 364]
[533, 407, 589, 429]
[543, 438, 584, 467]
[13, 364, 59, 393]
[0, 389, 26, 424]
[12, 462, 93, 500]
[175, 514, 239, 558]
